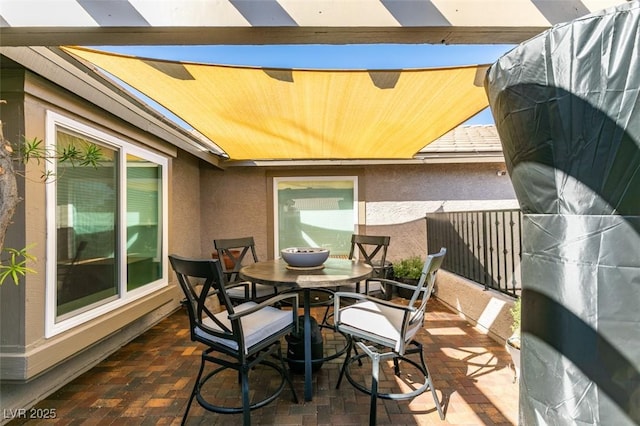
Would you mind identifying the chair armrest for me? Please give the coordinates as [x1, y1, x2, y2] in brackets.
[225, 281, 250, 299]
[367, 277, 430, 298]
[228, 292, 299, 320]
[367, 277, 422, 292]
[334, 291, 416, 312]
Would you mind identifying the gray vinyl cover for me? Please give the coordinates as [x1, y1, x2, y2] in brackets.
[485, 2, 640, 425]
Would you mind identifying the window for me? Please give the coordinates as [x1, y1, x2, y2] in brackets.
[126, 154, 163, 291]
[273, 177, 358, 257]
[46, 112, 168, 336]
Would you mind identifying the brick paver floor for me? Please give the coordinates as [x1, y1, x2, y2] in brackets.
[10, 299, 519, 425]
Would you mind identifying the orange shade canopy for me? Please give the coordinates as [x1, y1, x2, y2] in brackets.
[63, 46, 489, 161]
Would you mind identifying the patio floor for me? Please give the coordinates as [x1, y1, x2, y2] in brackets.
[10, 298, 519, 425]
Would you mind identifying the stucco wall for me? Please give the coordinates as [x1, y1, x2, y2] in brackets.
[169, 150, 204, 259]
[434, 270, 516, 344]
[200, 167, 271, 260]
[199, 163, 517, 263]
[364, 163, 518, 261]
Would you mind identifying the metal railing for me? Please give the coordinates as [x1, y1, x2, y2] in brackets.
[425, 209, 522, 297]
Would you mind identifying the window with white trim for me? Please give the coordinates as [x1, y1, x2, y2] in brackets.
[46, 112, 168, 337]
[273, 176, 358, 257]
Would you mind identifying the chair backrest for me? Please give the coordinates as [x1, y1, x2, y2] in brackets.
[408, 248, 446, 311]
[168, 254, 244, 350]
[213, 236, 259, 284]
[348, 234, 391, 278]
[390, 248, 446, 353]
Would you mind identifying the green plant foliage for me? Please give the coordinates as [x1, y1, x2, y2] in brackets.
[21, 136, 46, 164]
[0, 134, 103, 285]
[0, 246, 36, 285]
[510, 297, 521, 334]
[20, 136, 103, 181]
[392, 256, 424, 279]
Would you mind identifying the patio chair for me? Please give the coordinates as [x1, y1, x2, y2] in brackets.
[334, 247, 447, 425]
[168, 255, 299, 426]
[214, 236, 278, 303]
[346, 234, 393, 297]
[321, 234, 392, 325]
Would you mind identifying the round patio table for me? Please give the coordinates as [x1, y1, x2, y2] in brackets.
[239, 258, 373, 401]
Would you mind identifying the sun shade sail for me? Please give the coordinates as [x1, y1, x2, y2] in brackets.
[63, 46, 490, 161]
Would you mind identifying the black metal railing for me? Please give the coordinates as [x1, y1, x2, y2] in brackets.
[425, 209, 522, 297]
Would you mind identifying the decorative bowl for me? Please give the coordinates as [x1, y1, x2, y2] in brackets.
[280, 247, 330, 268]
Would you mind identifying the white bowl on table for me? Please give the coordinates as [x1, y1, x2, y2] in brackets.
[280, 247, 330, 268]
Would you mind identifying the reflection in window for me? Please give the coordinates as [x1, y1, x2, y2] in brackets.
[275, 178, 357, 256]
[127, 154, 163, 290]
[52, 122, 167, 326]
[56, 131, 118, 319]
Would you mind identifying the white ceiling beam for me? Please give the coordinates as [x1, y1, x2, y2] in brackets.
[0, 0, 628, 45]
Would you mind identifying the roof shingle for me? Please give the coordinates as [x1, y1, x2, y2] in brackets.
[421, 124, 502, 154]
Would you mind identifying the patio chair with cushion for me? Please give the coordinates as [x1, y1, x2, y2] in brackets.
[169, 254, 299, 426]
[321, 234, 392, 325]
[213, 236, 279, 303]
[334, 247, 447, 425]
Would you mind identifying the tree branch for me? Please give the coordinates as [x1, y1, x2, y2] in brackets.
[0, 119, 20, 252]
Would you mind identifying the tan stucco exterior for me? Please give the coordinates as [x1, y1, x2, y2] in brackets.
[199, 163, 517, 263]
[435, 270, 516, 343]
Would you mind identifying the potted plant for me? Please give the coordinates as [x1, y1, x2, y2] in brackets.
[506, 296, 521, 382]
[392, 256, 424, 299]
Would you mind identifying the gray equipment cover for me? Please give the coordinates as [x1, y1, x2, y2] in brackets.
[485, 2, 640, 425]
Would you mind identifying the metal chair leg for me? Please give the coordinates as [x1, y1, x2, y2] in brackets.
[393, 357, 401, 376]
[336, 340, 352, 389]
[343, 341, 445, 423]
[241, 366, 251, 426]
[369, 352, 380, 426]
[183, 354, 206, 426]
[276, 344, 299, 403]
[419, 346, 445, 420]
[321, 304, 332, 326]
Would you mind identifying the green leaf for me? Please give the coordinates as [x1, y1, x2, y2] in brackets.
[0, 245, 37, 286]
[21, 137, 47, 165]
[392, 256, 424, 279]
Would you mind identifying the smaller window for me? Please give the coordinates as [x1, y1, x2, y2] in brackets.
[126, 154, 164, 291]
[274, 177, 358, 256]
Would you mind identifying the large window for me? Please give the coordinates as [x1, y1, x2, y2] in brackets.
[46, 112, 168, 336]
[274, 177, 358, 257]
[55, 134, 118, 319]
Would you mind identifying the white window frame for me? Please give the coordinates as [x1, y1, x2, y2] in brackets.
[45, 111, 169, 338]
[273, 176, 359, 255]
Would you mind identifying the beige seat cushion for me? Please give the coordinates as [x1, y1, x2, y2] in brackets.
[339, 301, 422, 352]
[197, 301, 292, 354]
[227, 282, 276, 299]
